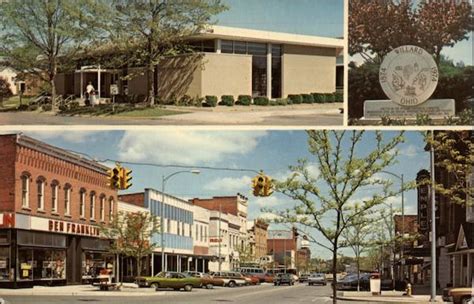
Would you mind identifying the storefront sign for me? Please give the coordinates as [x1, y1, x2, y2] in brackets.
[48, 220, 100, 236]
[0, 213, 15, 228]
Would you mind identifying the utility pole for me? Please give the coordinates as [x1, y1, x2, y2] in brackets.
[430, 131, 437, 302]
[218, 202, 222, 272]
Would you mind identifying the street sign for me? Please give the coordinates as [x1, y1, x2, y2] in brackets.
[110, 84, 119, 96]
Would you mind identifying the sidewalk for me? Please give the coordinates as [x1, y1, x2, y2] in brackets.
[337, 291, 445, 303]
[0, 283, 165, 297]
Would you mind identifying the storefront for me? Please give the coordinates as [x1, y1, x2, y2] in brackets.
[0, 215, 115, 288]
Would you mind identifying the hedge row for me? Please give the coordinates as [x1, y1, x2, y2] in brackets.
[200, 93, 342, 107]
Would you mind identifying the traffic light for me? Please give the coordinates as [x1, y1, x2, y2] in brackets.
[263, 175, 274, 197]
[120, 167, 133, 190]
[252, 173, 273, 197]
[107, 165, 121, 189]
[252, 174, 265, 196]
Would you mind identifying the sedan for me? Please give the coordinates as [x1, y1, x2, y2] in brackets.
[274, 273, 295, 286]
[183, 271, 225, 289]
[136, 272, 200, 291]
[308, 273, 327, 286]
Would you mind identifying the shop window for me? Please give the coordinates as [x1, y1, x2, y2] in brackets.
[100, 195, 105, 221]
[32, 249, 66, 280]
[90, 192, 96, 220]
[17, 249, 33, 281]
[21, 173, 30, 208]
[80, 189, 86, 218]
[82, 252, 114, 282]
[37, 177, 45, 211]
[221, 40, 233, 53]
[0, 247, 10, 281]
[64, 184, 71, 216]
[51, 181, 59, 213]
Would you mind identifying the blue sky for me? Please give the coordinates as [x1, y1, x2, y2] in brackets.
[216, 0, 344, 38]
[14, 130, 429, 259]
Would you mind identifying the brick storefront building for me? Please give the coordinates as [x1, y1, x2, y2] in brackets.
[0, 134, 118, 288]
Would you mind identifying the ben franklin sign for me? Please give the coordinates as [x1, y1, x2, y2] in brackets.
[380, 45, 439, 106]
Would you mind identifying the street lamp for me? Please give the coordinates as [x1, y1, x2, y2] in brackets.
[158, 169, 200, 274]
[380, 170, 405, 279]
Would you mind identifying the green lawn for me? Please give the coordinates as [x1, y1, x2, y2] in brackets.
[0, 96, 33, 109]
[113, 107, 185, 118]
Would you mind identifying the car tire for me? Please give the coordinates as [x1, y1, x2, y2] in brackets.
[206, 283, 214, 289]
[151, 282, 159, 290]
[228, 281, 236, 288]
[184, 284, 193, 292]
[461, 297, 473, 304]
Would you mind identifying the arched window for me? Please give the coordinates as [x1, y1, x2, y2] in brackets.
[36, 177, 46, 211]
[108, 197, 114, 221]
[64, 184, 71, 216]
[51, 180, 59, 213]
[20, 173, 31, 208]
[79, 188, 86, 218]
[99, 195, 106, 221]
[90, 191, 96, 220]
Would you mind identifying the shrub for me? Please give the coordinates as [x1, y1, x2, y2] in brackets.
[17, 104, 29, 111]
[276, 98, 288, 106]
[334, 92, 344, 103]
[42, 104, 52, 112]
[325, 93, 336, 103]
[237, 95, 252, 106]
[253, 96, 269, 106]
[288, 94, 303, 104]
[59, 105, 68, 112]
[313, 93, 326, 103]
[69, 101, 80, 109]
[302, 94, 314, 104]
[205, 95, 218, 107]
[27, 104, 38, 111]
[221, 95, 235, 106]
[178, 95, 193, 106]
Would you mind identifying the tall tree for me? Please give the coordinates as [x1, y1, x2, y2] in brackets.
[100, 211, 159, 284]
[263, 130, 405, 304]
[0, 0, 100, 111]
[349, 0, 472, 64]
[425, 131, 473, 206]
[103, 0, 227, 106]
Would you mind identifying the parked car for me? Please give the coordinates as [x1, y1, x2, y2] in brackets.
[135, 271, 200, 291]
[299, 273, 309, 283]
[242, 273, 260, 285]
[209, 271, 247, 287]
[183, 271, 225, 289]
[336, 273, 394, 291]
[263, 273, 274, 283]
[308, 273, 327, 286]
[274, 273, 295, 286]
[443, 286, 474, 304]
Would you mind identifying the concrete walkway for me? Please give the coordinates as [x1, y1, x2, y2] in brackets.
[0, 283, 162, 297]
[337, 291, 445, 303]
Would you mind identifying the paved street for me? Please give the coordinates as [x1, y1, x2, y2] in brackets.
[0, 104, 343, 125]
[0, 284, 375, 304]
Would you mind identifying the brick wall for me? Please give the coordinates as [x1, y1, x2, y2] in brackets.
[267, 238, 297, 254]
[0, 134, 118, 226]
[191, 197, 238, 216]
[0, 135, 17, 212]
[118, 193, 145, 208]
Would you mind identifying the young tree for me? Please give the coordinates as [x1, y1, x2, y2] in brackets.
[100, 211, 159, 285]
[263, 130, 405, 304]
[101, 0, 227, 106]
[0, 76, 13, 107]
[0, 0, 101, 111]
[341, 204, 375, 291]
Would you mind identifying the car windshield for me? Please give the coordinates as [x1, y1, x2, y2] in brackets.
[311, 273, 324, 278]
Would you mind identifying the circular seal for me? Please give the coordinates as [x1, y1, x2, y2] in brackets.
[379, 45, 438, 107]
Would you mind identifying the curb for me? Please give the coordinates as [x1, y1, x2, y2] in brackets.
[336, 296, 444, 303]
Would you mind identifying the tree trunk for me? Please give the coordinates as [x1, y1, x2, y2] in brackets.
[332, 242, 338, 304]
[147, 63, 155, 106]
[357, 251, 360, 292]
[137, 255, 142, 277]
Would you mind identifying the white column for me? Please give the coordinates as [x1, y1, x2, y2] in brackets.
[80, 71, 83, 99]
[151, 253, 154, 276]
[98, 65, 101, 101]
[266, 43, 272, 99]
[202, 259, 205, 272]
[177, 255, 181, 272]
[216, 39, 222, 54]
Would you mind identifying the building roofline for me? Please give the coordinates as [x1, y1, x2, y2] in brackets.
[197, 25, 344, 49]
[5, 133, 111, 175]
